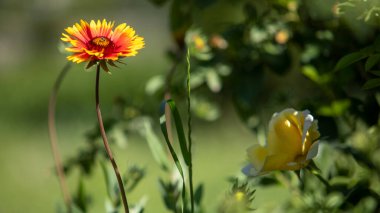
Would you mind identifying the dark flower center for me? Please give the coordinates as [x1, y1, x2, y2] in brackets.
[92, 37, 111, 47]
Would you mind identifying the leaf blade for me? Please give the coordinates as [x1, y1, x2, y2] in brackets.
[334, 51, 367, 71]
[365, 54, 380, 71]
[362, 78, 380, 90]
[161, 99, 191, 165]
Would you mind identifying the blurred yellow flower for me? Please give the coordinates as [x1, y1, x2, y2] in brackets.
[275, 30, 290, 44]
[193, 35, 206, 50]
[243, 108, 320, 176]
[61, 19, 144, 68]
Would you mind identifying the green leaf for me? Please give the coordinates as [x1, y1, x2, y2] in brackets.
[85, 60, 97, 69]
[301, 44, 320, 63]
[192, 96, 220, 121]
[332, 143, 377, 170]
[159, 99, 189, 210]
[206, 69, 222, 92]
[306, 160, 321, 174]
[73, 178, 89, 212]
[100, 161, 119, 204]
[374, 35, 380, 52]
[140, 119, 170, 171]
[194, 184, 204, 205]
[365, 54, 380, 71]
[216, 64, 231, 76]
[369, 70, 380, 76]
[99, 60, 110, 72]
[56, 202, 85, 213]
[306, 163, 331, 190]
[302, 65, 319, 82]
[337, 2, 355, 8]
[145, 75, 165, 95]
[158, 179, 182, 211]
[334, 51, 368, 71]
[124, 166, 145, 193]
[362, 78, 380, 90]
[189, 70, 206, 89]
[71, 205, 85, 213]
[107, 60, 119, 68]
[318, 99, 351, 117]
[130, 196, 148, 213]
[160, 99, 190, 165]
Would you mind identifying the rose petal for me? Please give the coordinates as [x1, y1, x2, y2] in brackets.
[247, 144, 268, 172]
[306, 141, 319, 160]
[301, 110, 314, 145]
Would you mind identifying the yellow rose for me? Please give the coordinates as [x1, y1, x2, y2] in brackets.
[243, 108, 320, 176]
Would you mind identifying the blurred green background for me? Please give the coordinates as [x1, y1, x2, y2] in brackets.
[1, 0, 380, 212]
[0, 1, 284, 212]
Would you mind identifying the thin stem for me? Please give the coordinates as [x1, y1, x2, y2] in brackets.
[186, 49, 194, 213]
[307, 167, 331, 190]
[314, 172, 331, 189]
[48, 62, 72, 212]
[95, 64, 129, 213]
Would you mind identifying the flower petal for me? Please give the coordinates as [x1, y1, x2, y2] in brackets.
[262, 154, 295, 171]
[243, 108, 321, 177]
[301, 110, 314, 144]
[267, 108, 303, 157]
[61, 19, 144, 64]
[306, 141, 319, 160]
[247, 144, 268, 172]
[242, 164, 256, 176]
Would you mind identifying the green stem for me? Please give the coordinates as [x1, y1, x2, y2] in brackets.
[48, 62, 72, 212]
[186, 49, 194, 213]
[309, 169, 331, 190]
[95, 64, 129, 213]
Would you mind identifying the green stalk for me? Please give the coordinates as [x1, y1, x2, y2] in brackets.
[186, 49, 194, 213]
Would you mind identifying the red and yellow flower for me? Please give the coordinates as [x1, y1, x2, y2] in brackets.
[61, 19, 144, 70]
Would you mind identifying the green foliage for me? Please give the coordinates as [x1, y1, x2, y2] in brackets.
[159, 178, 182, 212]
[53, 0, 380, 212]
[160, 100, 191, 166]
[334, 51, 369, 71]
[101, 162, 146, 212]
[72, 178, 90, 213]
[138, 118, 170, 171]
[335, 35, 380, 89]
[338, 0, 380, 23]
[302, 65, 331, 85]
[363, 78, 380, 89]
[160, 100, 189, 211]
[317, 100, 351, 117]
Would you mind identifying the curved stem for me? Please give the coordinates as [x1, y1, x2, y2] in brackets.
[48, 62, 72, 212]
[95, 64, 129, 213]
